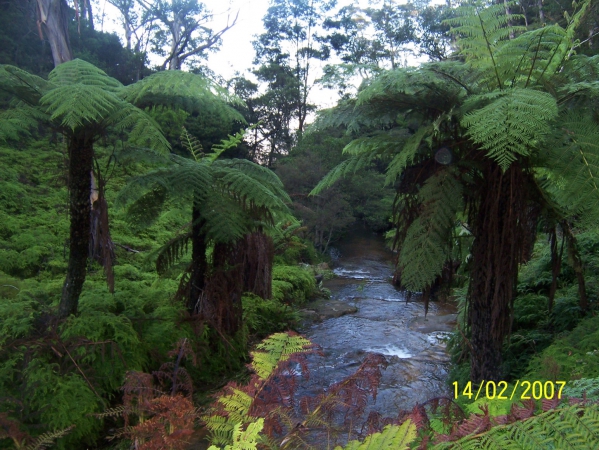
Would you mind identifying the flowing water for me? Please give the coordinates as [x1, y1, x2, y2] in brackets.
[298, 227, 457, 419]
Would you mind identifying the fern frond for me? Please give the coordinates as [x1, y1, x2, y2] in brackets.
[199, 194, 252, 243]
[155, 231, 192, 275]
[0, 65, 50, 105]
[543, 114, 599, 227]
[462, 88, 558, 170]
[385, 126, 432, 186]
[109, 103, 171, 153]
[309, 150, 376, 196]
[41, 84, 122, 130]
[251, 332, 314, 380]
[24, 425, 75, 450]
[0, 106, 44, 142]
[431, 404, 599, 449]
[336, 420, 417, 450]
[48, 58, 122, 91]
[398, 168, 463, 291]
[121, 70, 245, 124]
[181, 127, 204, 161]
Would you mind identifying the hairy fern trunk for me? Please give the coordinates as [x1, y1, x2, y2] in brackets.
[59, 133, 93, 318]
[240, 231, 274, 300]
[189, 204, 207, 314]
[468, 163, 534, 381]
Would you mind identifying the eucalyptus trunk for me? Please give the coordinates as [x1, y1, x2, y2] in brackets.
[36, 0, 73, 66]
[59, 132, 93, 318]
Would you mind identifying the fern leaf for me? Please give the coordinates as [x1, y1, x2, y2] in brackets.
[336, 420, 417, 450]
[544, 114, 599, 227]
[41, 84, 122, 130]
[48, 58, 122, 91]
[24, 425, 75, 450]
[385, 126, 432, 186]
[398, 168, 463, 291]
[251, 332, 314, 380]
[462, 88, 558, 170]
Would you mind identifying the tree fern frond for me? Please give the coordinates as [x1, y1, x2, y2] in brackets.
[462, 88, 558, 170]
[250, 332, 314, 380]
[336, 420, 417, 450]
[0, 65, 50, 105]
[309, 150, 376, 196]
[124, 185, 169, 230]
[200, 194, 252, 243]
[385, 126, 432, 186]
[181, 127, 204, 161]
[121, 70, 245, 123]
[399, 168, 463, 291]
[544, 114, 599, 227]
[41, 84, 122, 131]
[155, 231, 192, 275]
[48, 58, 122, 91]
[208, 130, 246, 163]
[110, 103, 171, 153]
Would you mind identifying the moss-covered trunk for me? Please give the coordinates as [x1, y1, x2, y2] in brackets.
[58, 132, 93, 318]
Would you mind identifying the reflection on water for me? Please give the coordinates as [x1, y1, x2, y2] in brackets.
[298, 226, 456, 419]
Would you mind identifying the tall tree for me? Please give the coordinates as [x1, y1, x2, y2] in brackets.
[137, 0, 238, 70]
[312, 0, 599, 381]
[251, 0, 333, 164]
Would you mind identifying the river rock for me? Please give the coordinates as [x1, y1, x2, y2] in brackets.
[298, 299, 358, 323]
[407, 313, 457, 333]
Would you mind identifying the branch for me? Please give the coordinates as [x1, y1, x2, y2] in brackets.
[114, 242, 141, 253]
[178, 10, 239, 61]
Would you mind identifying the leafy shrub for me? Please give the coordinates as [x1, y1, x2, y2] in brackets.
[271, 265, 316, 305]
[242, 293, 299, 337]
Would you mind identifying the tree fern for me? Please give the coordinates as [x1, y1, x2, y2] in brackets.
[335, 420, 417, 450]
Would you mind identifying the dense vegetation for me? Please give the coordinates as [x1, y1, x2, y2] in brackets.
[1, 0, 599, 448]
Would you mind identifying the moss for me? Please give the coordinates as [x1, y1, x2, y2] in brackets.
[272, 265, 316, 305]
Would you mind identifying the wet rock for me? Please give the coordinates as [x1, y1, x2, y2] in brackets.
[299, 299, 358, 323]
[407, 313, 457, 333]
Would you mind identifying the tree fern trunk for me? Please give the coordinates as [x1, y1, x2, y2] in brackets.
[188, 204, 207, 313]
[58, 133, 93, 318]
[241, 231, 274, 299]
[468, 163, 532, 382]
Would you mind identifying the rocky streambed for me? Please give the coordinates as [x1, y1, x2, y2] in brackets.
[298, 227, 457, 418]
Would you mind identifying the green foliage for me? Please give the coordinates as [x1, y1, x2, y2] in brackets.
[271, 265, 316, 305]
[398, 168, 463, 291]
[563, 377, 599, 401]
[431, 404, 599, 449]
[335, 421, 417, 450]
[250, 332, 314, 380]
[242, 294, 299, 337]
[462, 89, 558, 171]
[207, 419, 264, 450]
[526, 315, 599, 380]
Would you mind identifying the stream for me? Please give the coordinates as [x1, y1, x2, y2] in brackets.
[298, 227, 457, 420]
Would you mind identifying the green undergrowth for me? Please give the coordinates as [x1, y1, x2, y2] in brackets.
[271, 264, 317, 305]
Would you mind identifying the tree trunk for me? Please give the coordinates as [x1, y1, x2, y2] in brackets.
[188, 204, 207, 314]
[468, 163, 532, 382]
[563, 221, 588, 311]
[204, 242, 244, 336]
[240, 231, 274, 299]
[59, 132, 94, 318]
[36, 0, 73, 66]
